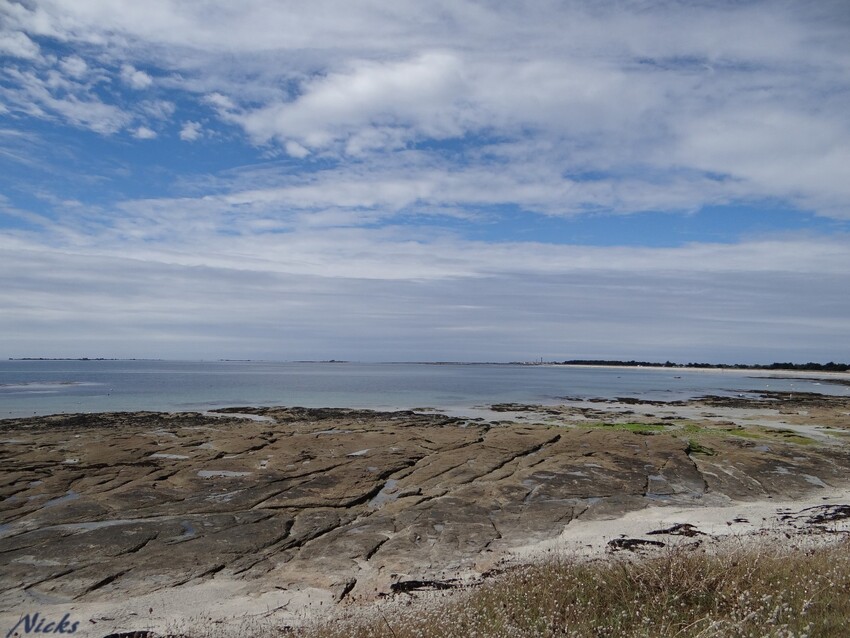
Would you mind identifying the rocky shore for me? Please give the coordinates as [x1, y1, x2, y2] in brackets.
[2, 390, 850, 635]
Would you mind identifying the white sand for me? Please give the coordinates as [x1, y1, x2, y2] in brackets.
[0, 578, 335, 637]
[510, 487, 850, 563]
[5, 489, 848, 638]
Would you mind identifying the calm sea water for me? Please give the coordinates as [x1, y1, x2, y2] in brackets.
[0, 360, 847, 419]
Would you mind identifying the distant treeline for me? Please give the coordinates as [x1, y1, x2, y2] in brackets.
[559, 360, 850, 372]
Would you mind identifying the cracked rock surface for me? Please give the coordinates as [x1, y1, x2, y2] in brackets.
[2, 399, 849, 611]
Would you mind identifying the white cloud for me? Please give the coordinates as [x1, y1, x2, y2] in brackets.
[179, 120, 202, 141]
[59, 55, 88, 78]
[120, 63, 153, 89]
[1, 68, 131, 134]
[139, 153, 735, 221]
[139, 99, 175, 119]
[676, 107, 850, 217]
[284, 140, 309, 157]
[204, 92, 236, 111]
[133, 125, 157, 139]
[236, 52, 469, 150]
[0, 30, 40, 59]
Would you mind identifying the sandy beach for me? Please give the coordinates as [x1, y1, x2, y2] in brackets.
[2, 388, 850, 636]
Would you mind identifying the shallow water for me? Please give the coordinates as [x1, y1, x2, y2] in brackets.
[369, 479, 399, 508]
[0, 360, 846, 418]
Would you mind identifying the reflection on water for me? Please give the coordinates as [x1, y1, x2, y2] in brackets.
[369, 479, 399, 508]
[1, 360, 847, 419]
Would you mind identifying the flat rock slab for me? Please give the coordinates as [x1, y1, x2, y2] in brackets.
[2, 402, 849, 610]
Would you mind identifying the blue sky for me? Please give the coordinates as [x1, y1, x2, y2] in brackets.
[1, 0, 849, 362]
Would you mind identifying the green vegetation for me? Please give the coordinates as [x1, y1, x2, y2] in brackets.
[685, 439, 716, 456]
[775, 433, 817, 446]
[723, 427, 816, 446]
[300, 541, 850, 638]
[762, 428, 817, 446]
[608, 422, 668, 434]
[727, 428, 765, 440]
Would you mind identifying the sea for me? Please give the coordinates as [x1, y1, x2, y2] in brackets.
[0, 360, 847, 419]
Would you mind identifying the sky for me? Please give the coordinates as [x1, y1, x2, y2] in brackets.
[1, 0, 849, 363]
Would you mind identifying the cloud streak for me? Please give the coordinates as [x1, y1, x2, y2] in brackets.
[3, 231, 849, 361]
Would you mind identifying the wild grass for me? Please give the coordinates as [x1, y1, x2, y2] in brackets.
[298, 539, 850, 638]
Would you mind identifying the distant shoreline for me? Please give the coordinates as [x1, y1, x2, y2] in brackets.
[7, 357, 158, 361]
[546, 359, 850, 373]
[7, 357, 849, 373]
